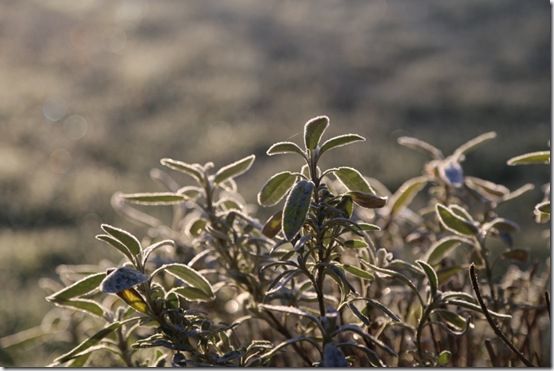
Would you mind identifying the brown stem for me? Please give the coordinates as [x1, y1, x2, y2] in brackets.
[469, 264, 534, 367]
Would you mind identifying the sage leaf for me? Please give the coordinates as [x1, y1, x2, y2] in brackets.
[122, 192, 187, 205]
[46, 272, 106, 302]
[214, 154, 255, 184]
[388, 176, 429, 217]
[100, 266, 148, 294]
[416, 260, 438, 298]
[101, 224, 142, 256]
[262, 210, 283, 238]
[304, 115, 329, 150]
[152, 263, 214, 300]
[507, 151, 550, 166]
[435, 204, 478, 236]
[334, 167, 375, 194]
[397, 136, 443, 159]
[282, 180, 314, 240]
[425, 236, 470, 265]
[347, 191, 387, 209]
[320, 134, 365, 156]
[266, 141, 305, 157]
[160, 158, 203, 182]
[258, 171, 297, 207]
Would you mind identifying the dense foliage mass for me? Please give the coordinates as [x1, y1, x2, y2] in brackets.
[1, 116, 550, 367]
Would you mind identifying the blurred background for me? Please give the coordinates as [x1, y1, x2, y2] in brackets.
[0, 0, 550, 366]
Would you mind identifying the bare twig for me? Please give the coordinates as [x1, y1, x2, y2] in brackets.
[469, 264, 535, 367]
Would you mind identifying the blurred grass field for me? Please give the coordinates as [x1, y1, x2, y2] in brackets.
[0, 0, 550, 366]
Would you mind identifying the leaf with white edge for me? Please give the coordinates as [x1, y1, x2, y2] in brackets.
[502, 183, 534, 203]
[46, 272, 106, 302]
[343, 239, 369, 249]
[53, 299, 106, 318]
[101, 224, 142, 256]
[425, 236, 470, 265]
[160, 158, 203, 182]
[416, 260, 438, 298]
[453, 131, 496, 159]
[117, 288, 149, 313]
[348, 191, 387, 209]
[304, 115, 329, 150]
[214, 155, 256, 184]
[358, 223, 381, 231]
[437, 350, 452, 366]
[258, 171, 297, 206]
[142, 240, 174, 266]
[282, 180, 314, 240]
[334, 167, 375, 194]
[320, 134, 365, 156]
[482, 218, 519, 234]
[436, 204, 478, 236]
[153, 263, 214, 299]
[100, 266, 148, 294]
[464, 176, 509, 199]
[536, 201, 551, 214]
[122, 192, 187, 205]
[388, 176, 429, 217]
[53, 321, 125, 364]
[446, 299, 511, 320]
[187, 218, 208, 237]
[262, 210, 282, 238]
[266, 142, 306, 157]
[96, 234, 135, 263]
[170, 287, 215, 302]
[507, 151, 550, 166]
[434, 309, 472, 334]
[397, 136, 444, 159]
[342, 264, 374, 280]
[449, 204, 474, 222]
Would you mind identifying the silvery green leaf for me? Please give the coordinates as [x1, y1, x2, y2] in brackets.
[416, 260, 438, 298]
[170, 287, 214, 302]
[101, 224, 142, 256]
[257, 171, 297, 207]
[435, 204, 478, 236]
[214, 154, 255, 184]
[347, 191, 387, 209]
[46, 272, 106, 302]
[282, 180, 314, 240]
[266, 141, 306, 157]
[100, 266, 148, 294]
[449, 204, 474, 222]
[397, 136, 444, 159]
[507, 150, 550, 166]
[122, 192, 187, 205]
[152, 263, 214, 300]
[437, 350, 452, 366]
[96, 234, 135, 263]
[304, 115, 329, 150]
[142, 240, 174, 266]
[342, 264, 373, 280]
[160, 158, 203, 182]
[388, 176, 429, 217]
[536, 200, 551, 214]
[262, 210, 283, 238]
[52, 299, 106, 318]
[320, 134, 365, 156]
[334, 167, 375, 194]
[425, 236, 470, 265]
[453, 131, 496, 159]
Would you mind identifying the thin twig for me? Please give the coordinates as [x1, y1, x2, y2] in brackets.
[469, 264, 535, 367]
[484, 339, 498, 367]
[545, 291, 550, 320]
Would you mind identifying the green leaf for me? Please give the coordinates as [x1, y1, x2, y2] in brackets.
[100, 266, 148, 293]
[449, 204, 474, 222]
[464, 176, 509, 199]
[117, 288, 149, 313]
[214, 154, 256, 184]
[171, 287, 215, 302]
[536, 201, 551, 214]
[343, 239, 369, 249]
[358, 223, 381, 231]
[282, 180, 314, 240]
[160, 158, 203, 182]
[266, 141, 306, 157]
[334, 167, 375, 194]
[433, 309, 471, 334]
[101, 224, 142, 256]
[122, 192, 187, 205]
[446, 299, 511, 320]
[0, 326, 45, 351]
[437, 350, 452, 366]
[342, 264, 374, 280]
[152, 263, 214, 300]
[453, 131, 496, 159]
[53, 322, 123, 364]
[142, 240, 174, 266]
[46, 272, 106, 302]
[481, 218, 519, 234]
[320, 134, 365, 156]
[96, 234, 135, 263]
[435, 204, 478, 236]
[425, 236, 470, 265]
[304, 115, 329, 150]
[388, 176, 429, 217]
[507, 151, 550, 166]
[53, 299, 106, 318]
[262, 210, 282, 238]
[347, 191, 387, 209]
[417, 260, 438, 298]
[257, 171, 297, 207]
[258, 304, 322, 329]
[397, 136, 443, 159]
